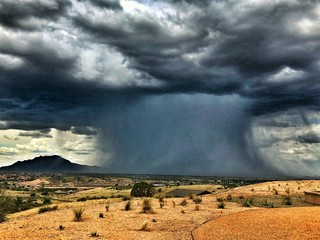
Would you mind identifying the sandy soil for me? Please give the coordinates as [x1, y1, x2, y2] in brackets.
[0, 197, 247, 240]
[1, 180, 320, 240]
[193, 206, 320, 240]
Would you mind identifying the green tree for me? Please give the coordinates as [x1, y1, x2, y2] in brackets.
[0, 187, 14, 222]
[130, 182, 156, 197]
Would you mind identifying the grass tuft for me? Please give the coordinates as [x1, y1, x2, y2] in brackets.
[73, 208, 85, 222]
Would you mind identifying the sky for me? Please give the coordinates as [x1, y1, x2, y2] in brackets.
[0, 0, 320, 177]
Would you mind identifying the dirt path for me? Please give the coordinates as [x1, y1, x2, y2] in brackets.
[193, 206, 320, 240]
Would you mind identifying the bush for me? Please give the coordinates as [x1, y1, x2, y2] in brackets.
[73, 208, 85, 222]
[125, 201, 132, 211]
[283, 196, 293, 205]
[157, 194, 165, 202]
[99, 213, 104, 218]
[218, 201, 225, 209]
[131, 182, 156, 197]
[180, 199, 187, 206]
[122, 195, 131, 201]
[193, 196, 202, 204]
[141, 199, 154, 213]
[59, 225, 65, 230]
[38, 205, 58, 214]
[91, 231, 99, 237]
[242, 199, 252, 207]
[216, 197, 224, 202]
[0, 189, 14, 222]
[43, 197, 51, 205]
[226, 194, 232, 201]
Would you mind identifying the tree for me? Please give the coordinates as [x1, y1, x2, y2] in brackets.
[0, 187, 14, 222]
[130, 182, 156, 197]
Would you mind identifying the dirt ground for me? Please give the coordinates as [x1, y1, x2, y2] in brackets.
[0, 197, 247, 240]
[192, 207, 320, 240]
[1, 180, 320, 240]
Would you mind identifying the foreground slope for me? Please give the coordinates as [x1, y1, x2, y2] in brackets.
[193, 207, 320, 240]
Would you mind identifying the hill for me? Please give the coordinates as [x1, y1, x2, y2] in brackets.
[0, 155, 102, 173]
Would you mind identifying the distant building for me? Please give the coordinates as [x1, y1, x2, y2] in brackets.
[305, 191, 320, 205]
[165, 189, 211, 198]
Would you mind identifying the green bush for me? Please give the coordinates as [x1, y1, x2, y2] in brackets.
[242, 199, 252, 207]
[38, 205, 58, 214]
[0, 189, 15, 222]
[131, 182, 156, 197]
[43, 197, 51, 205]
[193, 196, 202, 204]
[283, 196, 293, 205]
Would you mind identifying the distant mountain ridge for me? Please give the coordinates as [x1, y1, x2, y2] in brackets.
[0, 155, 102, 173]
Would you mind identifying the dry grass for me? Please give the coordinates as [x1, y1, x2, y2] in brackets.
[2, 180, 320, 240]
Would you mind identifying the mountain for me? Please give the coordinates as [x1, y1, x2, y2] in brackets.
[0, 155, 103, 173]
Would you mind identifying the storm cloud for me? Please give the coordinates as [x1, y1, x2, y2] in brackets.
[0, 0, 320, 176]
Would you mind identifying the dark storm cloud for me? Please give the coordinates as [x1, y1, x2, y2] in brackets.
[0, 0, 71, 30]
[297, 135, 320, 144]
[0, 0, 319, 176]
[70, 0, 320, 114]
[71, 126, 98, 135]
[18, 129, 52, 138]
[87, 0, 123, 10]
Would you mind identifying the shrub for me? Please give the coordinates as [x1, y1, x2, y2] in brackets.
[131, 182, 156, 197]
[239, 195, 244, 199]
[99, 213, 104, 218]
[159, 202, 164, 209]
[195, 205, 200, 211]
[226, 194, 232, 201]
[73, 208, 85, 222]
[283, 196, 293, 205]
[0, 189, 14, 222]
[218, 201, 225, 209]
[157, 195, 165, 202]
[141, 199, 154, 213]
[181, 209, 185, 213]
[91, 231, 99, 237]
[38, 205, 58, 214]
[216, 197, 224, 202]
[43, 197, 51, 205]
[59, 225, 65, 230]
[77, 197, 87, 202]
[122, 195, 131, 201]
[180, 199, 187, 206]
[193, 196, 202, 204]
[242, 199, 251, 207]
[125, 201, 132, 211]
